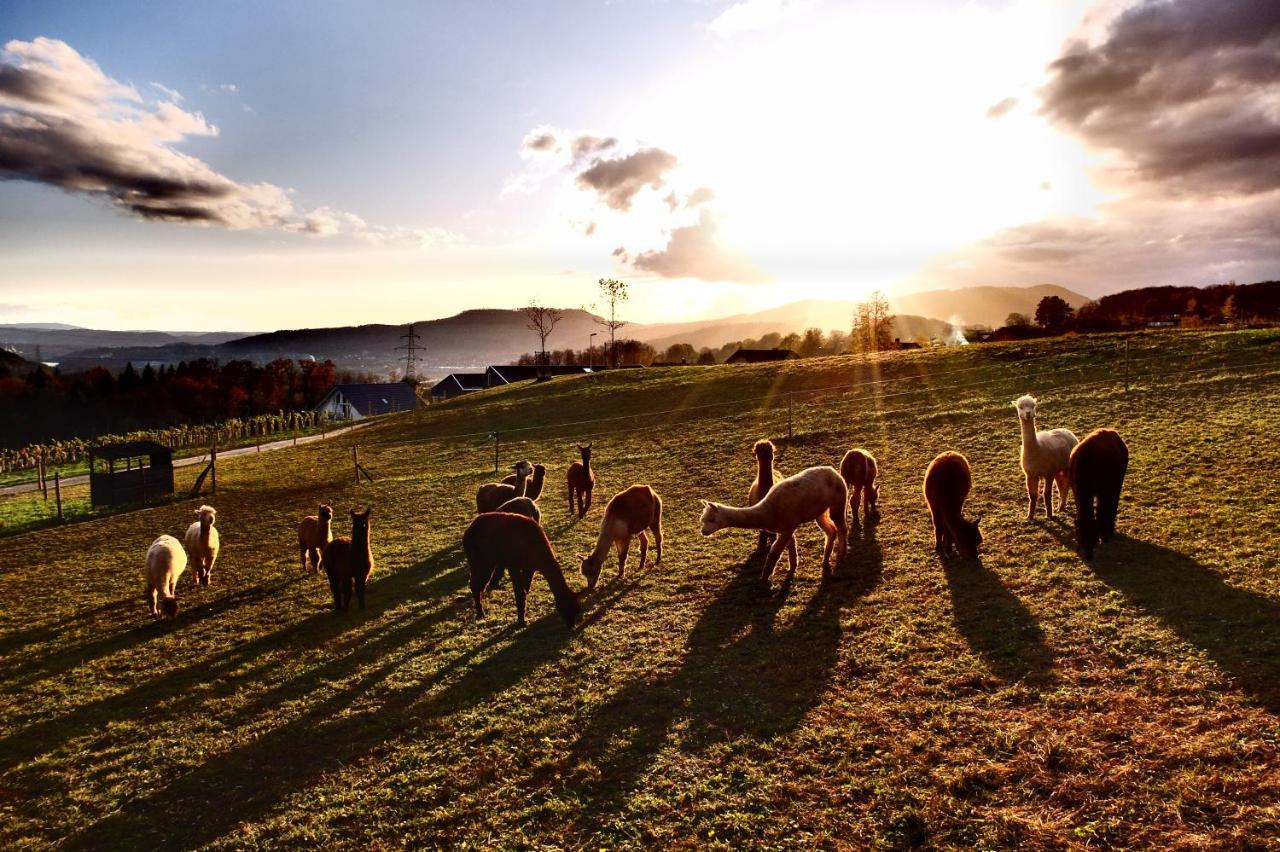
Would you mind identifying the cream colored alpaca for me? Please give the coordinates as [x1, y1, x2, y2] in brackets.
[578, 485, 663, 591]
[476, 460, 533, 513]
[145, 534, 187, 617]
[184, 505, 220, 586]
[700, 465, 847, 583]
[1013, 395, 1078, 520]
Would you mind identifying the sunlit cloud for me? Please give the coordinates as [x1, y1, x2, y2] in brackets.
[708, 0, 813, 39]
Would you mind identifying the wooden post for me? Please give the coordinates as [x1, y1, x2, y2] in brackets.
[54, 471, 63, 522]
[39, 450, 47, 501]
[293, 429, 298, 447]
[210, 439, 217, 495]
[353, 445, 361, 486]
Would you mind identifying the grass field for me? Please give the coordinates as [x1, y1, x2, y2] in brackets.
[1, 329, 1278, 849]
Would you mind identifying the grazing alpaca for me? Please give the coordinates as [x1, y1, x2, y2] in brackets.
[145, 534, 187, 618]
[578, 485, 663, 591]
[297, 503, 334, 573]
[923, 452, 983, 557]
[320, 508, 374, 611]
[566, 444, 595, 518]
[700, 466, 848, 582]
[464, 512, 581, 627]
[183, 505, 220, 586]
[1013, 395, 1078, 520]
[1069, 428, 1129, 559]
[503, 463, 547, 501]
[747, 439, 781, 552]
[497, 495, 541, 524]
[839, 448, 880, 523]
[476, 460, 533, 514]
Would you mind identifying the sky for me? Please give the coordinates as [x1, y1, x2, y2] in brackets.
[1, 0, 1277, 331]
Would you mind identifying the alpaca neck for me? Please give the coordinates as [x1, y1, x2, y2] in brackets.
[757, 458, 774, 492]
[515, 471, 530, 498]
[716, 502, 770, 530]
[354, 528, 371, 565]
[1019, 415, 1038, 451]
[319, 518, 331, 539]
[589, 523, 615, 565]
[539, 557, 577, 609]
[199, 520, 212, 546]
[528, 468, 545, 500]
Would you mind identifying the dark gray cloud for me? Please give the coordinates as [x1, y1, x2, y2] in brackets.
[631, 210, 770, 283]
[1041, 0, 1280, 196]
[524, 132, 557, 152]
[576, 147, 679, 211]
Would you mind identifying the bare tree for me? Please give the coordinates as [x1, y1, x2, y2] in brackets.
[520, 301, 564, 379]
[594, 278, 629, 368]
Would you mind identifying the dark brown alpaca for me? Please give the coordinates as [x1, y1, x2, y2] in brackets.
[923, 452, 982, 557]
[320, 508, 374, 611]
[566, 443, 595, 518]
[747, 439, 780, 552]
[839, 448, 880, 523]
[464, 512, 581, 627]
[1068, 428, 1129, 559]
[503, 463, 547, 501]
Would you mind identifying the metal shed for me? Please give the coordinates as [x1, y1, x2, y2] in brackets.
[88, 440, 174, 507]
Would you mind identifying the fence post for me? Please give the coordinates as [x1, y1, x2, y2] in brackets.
[39, 449, 47, 501]
[210, 439, 217, 495]
[788, 393, 794, 439]
[353, 445, 360, 486]
[54, 471, 63, 523]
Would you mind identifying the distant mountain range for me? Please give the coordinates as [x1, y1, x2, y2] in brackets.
[0, 284, 1088, 376]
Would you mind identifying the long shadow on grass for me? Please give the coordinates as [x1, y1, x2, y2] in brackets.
[941, 552, 1054, 683]
[551, 531, 883, 838]
[1088, 534, 1280, 713]
[0, 547, 462, 780]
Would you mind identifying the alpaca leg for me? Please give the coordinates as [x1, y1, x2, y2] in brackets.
[1055, 472, 1070, 512]
[326, 570, 341, 611]
[470, 566, 488, 619]
[817, 512, 838, 577]
[583, 489, 593, 517]
[832, 497, 848, 566]
[850, 486, 862, 523]
[1075, 488, 1097, 558]
[1043, 476, 1055, 520]
[355, 573, 367, 610]
[651, 518, 663, 565]
[617, 537, 630, 578]
[568, 484, 575, 516]
[206, 554, 216, 584]
[761, 528, 794, 581]
[300, 543, 308, 573]
[930, 508, 946, 553]
[1026, 473, 1039, 520]
[147, 583, 158, 616]
[1100, 490, 1120, 542]
[512, 568, 529, 626]
[637, 532, 648, 570]
[786, 535, 798, 573]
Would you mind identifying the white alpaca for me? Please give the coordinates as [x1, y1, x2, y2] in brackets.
[184, 505, 220, 585]
[1012, 395, 1078, 520]
[700, 465, 847, 583]
[145, 534, 187, 617]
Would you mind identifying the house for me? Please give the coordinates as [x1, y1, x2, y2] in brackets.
[726, 348, 798, 364]
[428, 372, 487, 401]
[313, 382, 422, 421]
[483, 364, 600, 386]
[650, 359, 692, 367]
[894, 338, 922, 351]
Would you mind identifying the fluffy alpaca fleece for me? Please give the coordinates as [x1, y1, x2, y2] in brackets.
[464, 512, 580, 627]
[184, 505, 220, 586]
[496, 495, 541, 524]
[700, 465, 847, 583]
[297, 503, 334, 573]
[839, 448, 880, 523]
[503, 463, 547, 501]
[1013, 394, 1079, 520]
[476, 460, 533, 514]
[1068, 428, 1129, 559]
[578, 485, 663, 591]
[747, 439, 781, 553]
[321, 508, 374, 611]
[923, 452, 982, 557]
[145, 534, 187, 618]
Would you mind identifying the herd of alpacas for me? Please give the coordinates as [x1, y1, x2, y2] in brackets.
[142, 395, 1129, 625]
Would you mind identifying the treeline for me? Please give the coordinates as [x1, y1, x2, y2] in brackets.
[515, 328, 855, 368]
[0, 357, 377, 447]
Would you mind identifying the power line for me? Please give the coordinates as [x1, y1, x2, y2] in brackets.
[395, 323, 423, 381]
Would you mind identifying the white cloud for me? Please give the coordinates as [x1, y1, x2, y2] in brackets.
[708, 0, 812, 39]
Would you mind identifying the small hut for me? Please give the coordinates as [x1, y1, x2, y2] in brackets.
[88, 441, 174, 507]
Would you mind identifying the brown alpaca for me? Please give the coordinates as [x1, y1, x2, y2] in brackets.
[297, 503, 333, 573]
[923, 452, 982, 557]
[566, 443, 595, 518]
[578, 485, 663, 591]
[839, 448, 880, 523]
[1068, 428, 1129, 559]
[464, 512, 581, 627]
[503, 463, 547, 501]
[320, 508, 374, 611]
[700, 466, 848, 582]
[747, 439, 781, 552]
[477, 460, 532, 513]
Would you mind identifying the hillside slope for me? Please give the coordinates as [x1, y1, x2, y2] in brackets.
[892, 284, 1089, 328]
[2, 329, 1278, 848]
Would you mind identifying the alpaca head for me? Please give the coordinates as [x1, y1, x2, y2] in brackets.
[578, 552, 604, 591]
[318, 504, 334, 523]
[866, 483, 881, 518]
[578, 444, 592, 465]
[752, 439, 775, 465]
[351, 507, 372, 543]
[1012, 395, 1037, 423]
[956, 514, 983, 557]
[512, 459, 533, 478]
[530, 463, 546, 479]
[556, 588, 583, 627]
[195, 505, 216, 529]
[698, 500, 729, 536]
[159, 595, 180, 618]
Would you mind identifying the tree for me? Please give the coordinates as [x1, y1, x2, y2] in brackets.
[1222, 294, 1239, 325]
[661, 343, 698, 364]
[797, 327, 826, 358]
[519, 301, 564, 378]
[851, 290, 894, 354]
[594, 278, 629, 368]
[1035, 295, 1075, 331]
[1005, 312, 1031, 328]
[696, 348, 716, 365]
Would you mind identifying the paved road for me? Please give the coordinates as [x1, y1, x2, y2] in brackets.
[0, 420, 375, 498]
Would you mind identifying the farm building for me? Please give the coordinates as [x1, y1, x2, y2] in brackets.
[313, 382, 422, 421]
[483, 365, 600, 386]
[428, 372, 487, 401]
[88, 440, 174, 507]
[726, 348, 798, 364]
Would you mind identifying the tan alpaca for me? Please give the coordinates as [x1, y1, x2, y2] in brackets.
[700, 465, 847, 583]
[578, 485, 663, 591]
[503, 463, 547, 501]
[145, 534, 187, 618]
[476, 460, 533, 513]
[923, 452, 983, 557]
[184, 505, 220, 586]
[297, 503, 334, 573]
[747, 439, 781, 552]
[839, 448, 880, 523]
[567, 444, 596, 518]
[1012, 395, 1078, 520]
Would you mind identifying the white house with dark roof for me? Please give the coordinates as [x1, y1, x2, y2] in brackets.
[313, 382, 422, 421]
